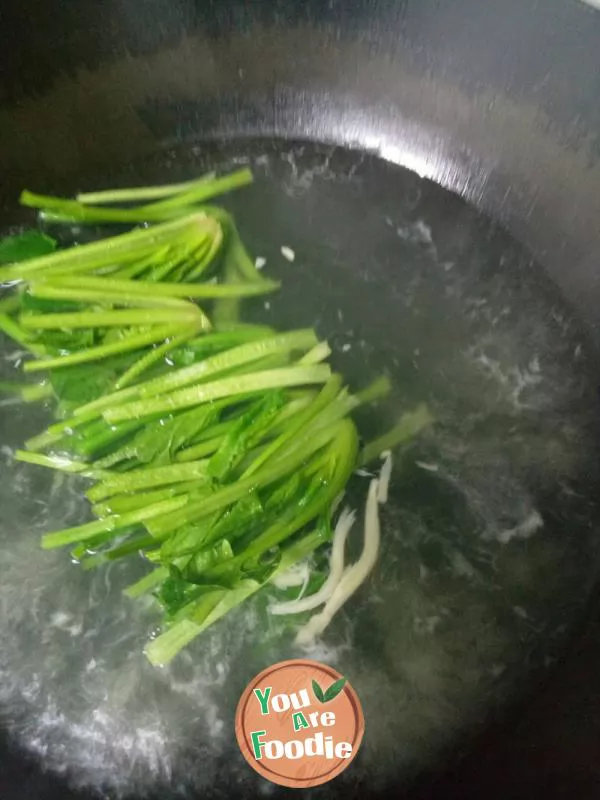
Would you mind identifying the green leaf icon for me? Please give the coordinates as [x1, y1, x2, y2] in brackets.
[312, 679, 326, 703]
[312, 676, 347, 703]
[323, 677, 347, 702]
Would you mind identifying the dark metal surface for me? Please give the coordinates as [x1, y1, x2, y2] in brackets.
[2, 1, 600, 797]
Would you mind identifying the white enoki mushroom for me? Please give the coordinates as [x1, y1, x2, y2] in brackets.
[295, 477, 381, 645]
[377, 450, 392, 503]
[269, 508, 356, 616]
[270, 559, 311, 590]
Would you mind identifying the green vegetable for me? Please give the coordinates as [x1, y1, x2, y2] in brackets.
[0, 230, 56, 263]
[87, 460, 209, 501]
[0, 213, 214, 282]
[0, 166, 431, 666]
[27, 281, 204, 309]
[361, 403, 434, 464]
[20, 306, 204, 330]
[76, 171, 218, 205]
[42, 274, 280, 299]
[102, 365, 331, 422]
[145, 516, 334, 666]
[41, 496, 190, 550]
[19, 168, 253, 225]
[23, 323, 185, 372]
[113, 327, 199, 389]
[115, 405, 216, 466]
[207, 391, 285, 481]
[0, 313, 47, 355]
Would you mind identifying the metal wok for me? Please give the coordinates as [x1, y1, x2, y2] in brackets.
[2, 1, 600, 798]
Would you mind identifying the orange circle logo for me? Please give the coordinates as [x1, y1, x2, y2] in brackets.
[235, 659, 364, 788]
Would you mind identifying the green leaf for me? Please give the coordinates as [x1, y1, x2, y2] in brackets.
[48, 357, 131, 409]
[158, 574, 227, 622]
[145, 578, 260, 665]
[147, 420, 350, 542]
[264, 473, 302, 513]
[131, 405, 216, 466]
[183, 539, 234, 581]
[323, 677, 347, 702]
[203, 492, 264, 547]
[159, 512, 221, 562]
[242, 553, 283, 585]
[20, 292, 81, 314]
[146, 517, 335, 665]
[24, 323, 181, 373]
[207, 391, 285, 480]
[0, 230, 56, 264]
[312, 679, 326, 703]
[70, 417, 142, 459]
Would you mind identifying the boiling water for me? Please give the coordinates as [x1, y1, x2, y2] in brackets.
[1, 142, 599, 798]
